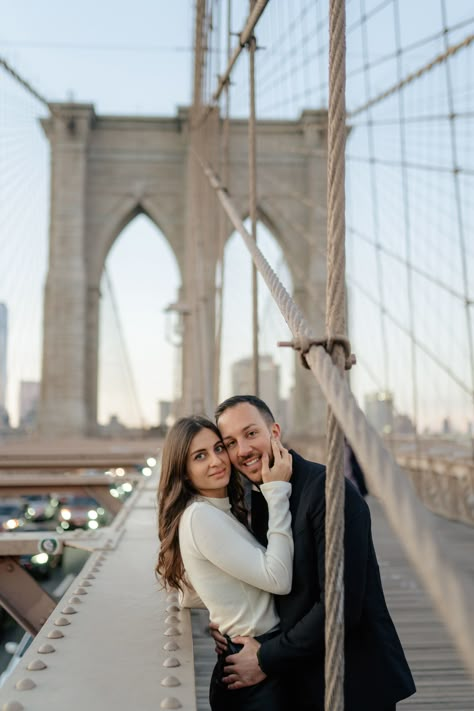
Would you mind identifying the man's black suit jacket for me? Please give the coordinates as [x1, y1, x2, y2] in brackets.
[253, 450, 416, 711]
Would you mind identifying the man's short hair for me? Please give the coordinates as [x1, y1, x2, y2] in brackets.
[215, 395, 275, 426]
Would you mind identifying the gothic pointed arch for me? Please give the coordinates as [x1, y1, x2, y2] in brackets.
[38, 103, 325, 437]
[89, 198, 182, 289]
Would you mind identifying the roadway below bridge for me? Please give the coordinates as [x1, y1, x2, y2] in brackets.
[0, 546, 89, 679]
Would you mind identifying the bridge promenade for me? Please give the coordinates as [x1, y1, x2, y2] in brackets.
[0, 451, 473, 710]
[190, 497, 474, 711]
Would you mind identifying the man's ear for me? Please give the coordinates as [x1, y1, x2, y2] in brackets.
[270, 423, 281, 440]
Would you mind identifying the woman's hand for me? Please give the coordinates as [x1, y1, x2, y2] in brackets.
[261, 438, 292, 484]
[209, 621, 228, 655]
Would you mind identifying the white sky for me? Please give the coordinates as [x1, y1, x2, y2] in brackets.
[0, 0, 473, 432]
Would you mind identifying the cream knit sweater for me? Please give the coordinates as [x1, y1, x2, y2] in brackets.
[179, 481, 293, 637]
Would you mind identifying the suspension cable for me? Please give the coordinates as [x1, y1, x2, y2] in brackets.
[0, 57, 54, 114]
[102, 269, 146, 429]
[393, 0, 420, 452]
[214, 0, 270, 102]
[348, 273, 473, 397]
[213, 0, 232, 405]
[324, 0, 347, 705]
[359, 0, 390, 392]
[248, 0, 260, 396]
[349, 31, 474, 117]
[347, 225, 471, 304]
[347, 15, 474, 84]
[440, 0, 474, 455]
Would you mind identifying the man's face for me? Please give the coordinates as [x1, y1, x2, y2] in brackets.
[217, 402, 281, 484]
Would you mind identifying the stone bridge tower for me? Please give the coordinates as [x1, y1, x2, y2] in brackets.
[38, 103, 328, 440]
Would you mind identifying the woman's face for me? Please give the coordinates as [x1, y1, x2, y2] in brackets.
[186, 427, 231, 498]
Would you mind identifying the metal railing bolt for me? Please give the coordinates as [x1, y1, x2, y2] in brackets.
[161, 676, 181, 687]
[27, 660, 47, 671]
[160, 699, 182, 709]
[163, 658, 181, 668]
[164, 627, 181, 636]
[163, 641, 180, 651]
[46, 630, 63, 639]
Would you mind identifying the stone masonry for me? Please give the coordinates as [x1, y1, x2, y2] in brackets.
[38, 104, 329, 438]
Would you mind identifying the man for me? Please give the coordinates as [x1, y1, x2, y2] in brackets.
[212, 395, 415, 711]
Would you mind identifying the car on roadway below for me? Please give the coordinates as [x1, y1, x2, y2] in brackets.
[0, 499, 26, 532]
[23, 494, 59, 523]
[20, 551, 62, 579]
[57, 495, 109, 531]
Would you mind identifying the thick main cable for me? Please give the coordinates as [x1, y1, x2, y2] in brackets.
[324, 0, 347, 706]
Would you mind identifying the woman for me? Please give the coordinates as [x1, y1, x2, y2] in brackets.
[157, 415, 293, 711]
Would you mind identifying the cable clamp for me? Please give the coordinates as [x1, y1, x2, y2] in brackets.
[278, 336, 356, 371]
[240, 33, 258, 49]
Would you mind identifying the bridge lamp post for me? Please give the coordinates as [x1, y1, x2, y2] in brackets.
[164, 302, 191, 421]
[164, 302, 191, 346]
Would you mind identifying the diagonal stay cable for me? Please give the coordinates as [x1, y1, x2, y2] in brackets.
[346, 15, 474, 84]
[348, 31, 474, 117]
[102, 268, 147, 430]
[347, 273, 473, 397]
[347, 225, 471, 304]
[193, 0, 269, 129]
[193, 150, 474, 679]
[0, 56, 59, 117]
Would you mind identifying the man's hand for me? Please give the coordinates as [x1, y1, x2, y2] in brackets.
[209, 621, 227, 655]
[223, 636, 266, 689]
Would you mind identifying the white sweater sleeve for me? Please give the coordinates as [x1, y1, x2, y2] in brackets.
[186, 481, 293, 594]
[179, 582, 206, 609]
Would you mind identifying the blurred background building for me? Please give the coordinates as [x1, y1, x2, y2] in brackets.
[18, 380, 40, 432]
[231, 355, 288, 430]
[364, 391, 394, 435]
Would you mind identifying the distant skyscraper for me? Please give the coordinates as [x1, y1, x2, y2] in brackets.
[0, 303, 7, 410]
[231, 355, 281, 421]
[19, 381, 40, 430]
[364, 391, 394, 435]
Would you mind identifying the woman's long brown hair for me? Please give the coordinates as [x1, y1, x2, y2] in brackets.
[156, 415, 248, 591]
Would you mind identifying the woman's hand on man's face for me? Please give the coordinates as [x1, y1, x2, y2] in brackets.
[261, 437, 292, 484]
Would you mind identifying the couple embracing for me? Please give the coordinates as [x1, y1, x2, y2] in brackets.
[157, 395, 415, 711]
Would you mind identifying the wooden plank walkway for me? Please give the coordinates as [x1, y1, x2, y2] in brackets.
[190, 497, 474, 710]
